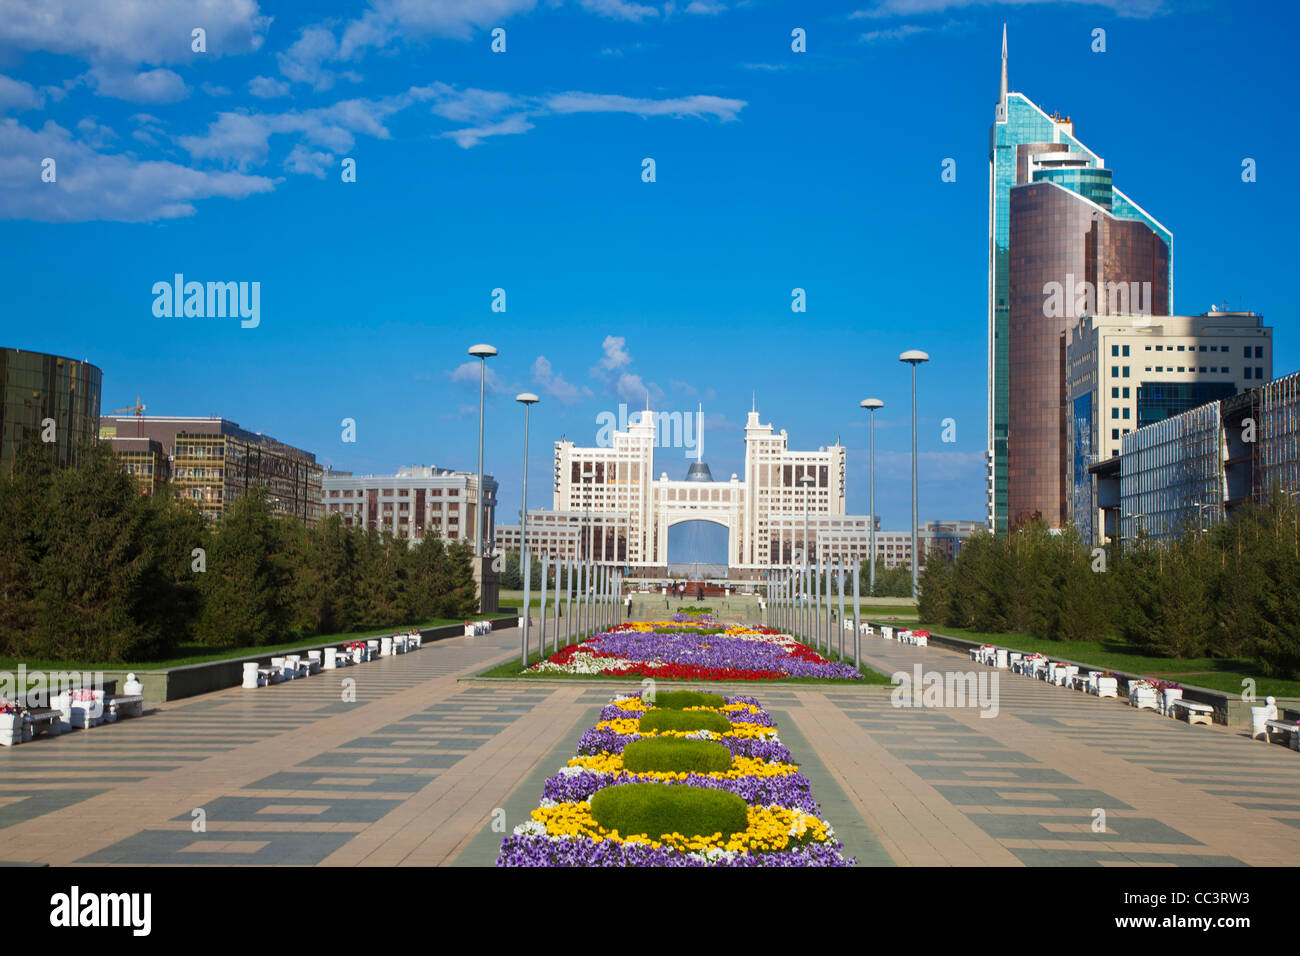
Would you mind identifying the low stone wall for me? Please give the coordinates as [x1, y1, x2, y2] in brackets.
[866, 622, 1297, 730]
[86, 616, 519, 703]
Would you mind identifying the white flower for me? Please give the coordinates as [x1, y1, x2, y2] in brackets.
[513, 820, 547, 836]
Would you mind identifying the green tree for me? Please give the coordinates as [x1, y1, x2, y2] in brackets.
[194, 490, 291, 646]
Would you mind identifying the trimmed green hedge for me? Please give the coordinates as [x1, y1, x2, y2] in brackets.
[590, 783, 748, 839]
[638, 709, 732, 735]
[622, 738, 733, 774]
[651, 690, 726, 710]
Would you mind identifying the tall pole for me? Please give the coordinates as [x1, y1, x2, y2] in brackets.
[538, 551, 548, 655]
[565, 556, 574, 645]
[552, 555, 562, 653]
[837, 559, 845, 661]
[469, 344, 498, 612]
[900, 351, 929, 599]
[516, 392, 538, 667]
[862, 399, 883, 596]
[851, 557, 861, 667]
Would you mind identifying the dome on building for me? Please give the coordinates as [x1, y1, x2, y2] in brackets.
[684, 461, 714, 482]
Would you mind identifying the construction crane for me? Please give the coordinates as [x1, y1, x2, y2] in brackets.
[113, 396, 146, 437]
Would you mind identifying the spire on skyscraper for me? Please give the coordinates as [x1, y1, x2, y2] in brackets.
[998, 23, 1008, 111]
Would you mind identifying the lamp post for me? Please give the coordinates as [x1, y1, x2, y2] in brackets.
[516, 392, 539, 667]
[860, 399, 883, 596]
[798, 473, 816, 641]
[899, 350, 929, 598]
[469, 344, 498, 610]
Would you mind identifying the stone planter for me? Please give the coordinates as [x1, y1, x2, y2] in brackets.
[1129, 684, 1158, 710]
[270, 657, 289, 679]
[1162, 687, 1183, 716]
[52, 691, 104, 729]
[323, 648, 338, 669]
[241, 662, 261, 689]
[381, 637, 393, 657]
[0, 713, 23, 747]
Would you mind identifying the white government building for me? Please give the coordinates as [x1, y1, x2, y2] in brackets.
[494, 406, 980, 578]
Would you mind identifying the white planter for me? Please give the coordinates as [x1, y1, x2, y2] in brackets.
[52, 691, 104, 728]
[351, 647, 365, 665]
[1161, 688, 1183, 716]
[1096, 677, 1118, 698]
[1129, 685, 1158, 710]
[271, 657, 289, 679]
[241, 662, 261, 689]
[381, 637, 393, 657]
[0, 713, 23, 747]
[323, 648, 338, 669]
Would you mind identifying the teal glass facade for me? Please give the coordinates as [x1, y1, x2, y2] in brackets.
[988, 66, 1175, 536]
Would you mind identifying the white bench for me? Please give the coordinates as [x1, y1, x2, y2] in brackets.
[1265, 719, 1300, 750]
[1170, 699, 1213, 726]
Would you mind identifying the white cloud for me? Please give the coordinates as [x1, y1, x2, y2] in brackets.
[248, 75, 290, 98]
[0, 74, 43, 112]
[440, 113, 534, 148]
[0, 117, 274, 222]
[448, 360, 503, 393]
[83, 66, 188, 103]
[284, 142, 333, 178]
[201, 82, 231, 97]
[594, 335, 631, 374]
[75, 116, 116, 149]
[428, 83, 521, 123]
[0, 0, 270, 64]
[859, 24, 930, 43]
[277, 24, 362, 91]
[543, 92, 745, 122]
[179, 90, 429, 170]
[533, 356, 592, 405]
[851, 0, 1166, 18]
[577, 0, 659, 20]
[686, 1, 726, 13]
[339, 0, 539, 59]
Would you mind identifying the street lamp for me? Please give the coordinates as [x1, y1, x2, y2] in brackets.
[799, 473, 816, 640]
[899, 350, 929, 598]
[468, 344, 497, 611]
[516, 392, 539, 667]
[860, 398, 883, 596]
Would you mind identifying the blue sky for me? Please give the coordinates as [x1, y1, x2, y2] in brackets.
[1, 0, 1295, 529]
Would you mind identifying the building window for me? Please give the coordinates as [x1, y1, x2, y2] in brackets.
[1255, 346, 1264, 358]
[1122, 345, 1130, 357]
[1111, 345, 1119, 357]
[1122, 387, 1130, 398]
[1112, 408, 1119, 419]
[1111, 366, 1119, 377]
[1123, 366, 1130, 377]
[1244, 346, 1251, 357]
[1111, 428, 1120, 440]
[1122, 408, 1130, 419]
[1111, 387, 1119, 398]
[1256, 366, 1264, 379]
[1244, 368, 1252, 380]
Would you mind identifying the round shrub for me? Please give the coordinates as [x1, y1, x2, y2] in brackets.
[622, 737, 733, 774]
[590, 783, 749, 839]
[652, 690, 726, 710]
[638, 709, 732, 735]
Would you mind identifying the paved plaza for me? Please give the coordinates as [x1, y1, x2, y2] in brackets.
[2, 624, 1299, 867]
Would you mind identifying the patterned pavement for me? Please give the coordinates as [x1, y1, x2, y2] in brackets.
[2, 622, 1298, 866]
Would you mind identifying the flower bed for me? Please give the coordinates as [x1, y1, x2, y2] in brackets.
[527, 621, 863, 681]
[497, 692, 854, 866]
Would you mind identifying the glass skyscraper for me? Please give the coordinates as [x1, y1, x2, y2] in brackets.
[987, 26, 1173, 534]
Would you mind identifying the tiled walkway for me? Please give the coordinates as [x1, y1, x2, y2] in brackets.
[2, 624, 1298, 866]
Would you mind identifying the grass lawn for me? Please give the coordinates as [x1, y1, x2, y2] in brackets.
[475, 631, 894, 686]
[921, 623, 1300, 698]
[0, 612, 506, 672]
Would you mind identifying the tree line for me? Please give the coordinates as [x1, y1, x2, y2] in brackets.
[917, 494, 1300, 678]
[0, 441, 478, 663]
